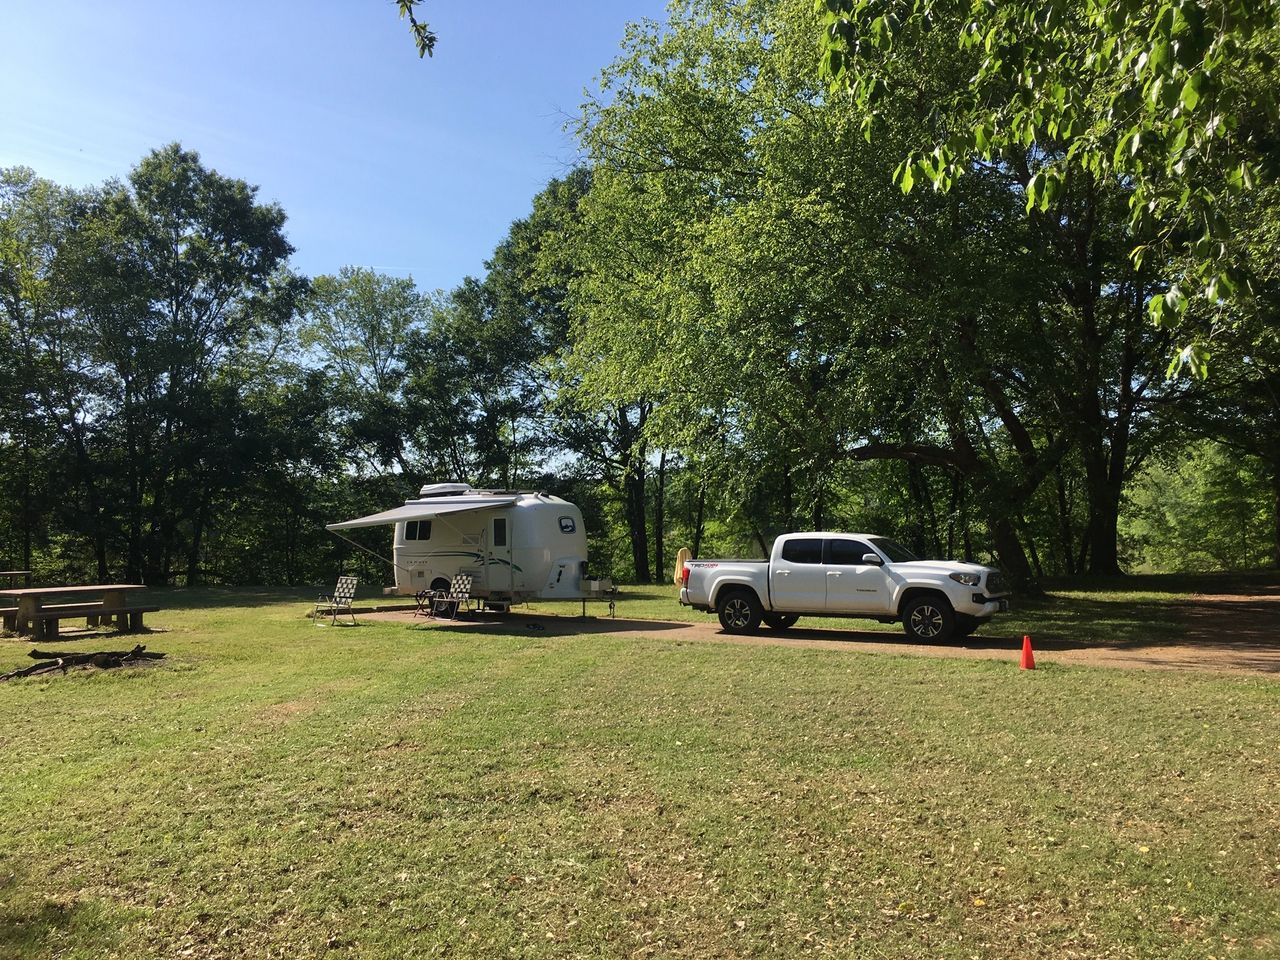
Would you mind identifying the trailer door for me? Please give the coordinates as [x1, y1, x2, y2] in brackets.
[490, 514, 515, 595]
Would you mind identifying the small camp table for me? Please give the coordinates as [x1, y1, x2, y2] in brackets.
[0, 584, 155, 641]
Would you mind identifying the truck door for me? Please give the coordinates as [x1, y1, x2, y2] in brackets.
[770, 537, 826, 612]
[822, 538, 892, 614]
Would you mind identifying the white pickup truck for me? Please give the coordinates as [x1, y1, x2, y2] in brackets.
[679, 532, 1011, 641]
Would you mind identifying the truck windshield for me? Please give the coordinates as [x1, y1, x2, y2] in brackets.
[868, 537, 918, 563]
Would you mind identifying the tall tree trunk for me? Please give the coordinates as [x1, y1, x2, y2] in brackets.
[20, 422, 32, 572]
[782, 469, 794, 532]
[1054, 463, 1077, 575]
[1272, 471, 1280, 570]
[907, 463, 940, 555]
[944, 473, 960, 559]
[42, 381, 112, 580]
[285, 499, 298, 585]
[1082, 448, 1123, 576]
[989, 516, 1038, 593]
[186, 490, 208, 586]
[1021, 517, 1045, 580]
[692, 482, 706, 559]
[652, 449, 667, 583]
[623, 445, 650, 584]
[123, 382, 146, 583]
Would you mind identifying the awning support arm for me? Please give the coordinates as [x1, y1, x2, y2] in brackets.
[327, 529, 413, 577]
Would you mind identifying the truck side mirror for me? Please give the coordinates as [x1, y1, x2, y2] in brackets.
[862, 553, 884, 566]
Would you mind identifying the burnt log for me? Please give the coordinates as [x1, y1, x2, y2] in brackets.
[3, 645, 165, 681]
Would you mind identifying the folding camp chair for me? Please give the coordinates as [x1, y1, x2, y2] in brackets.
[314, 575, 359, 626]
[430, 574, 473, 620]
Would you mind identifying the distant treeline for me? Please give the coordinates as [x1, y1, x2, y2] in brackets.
[2, 4, 1278, 588]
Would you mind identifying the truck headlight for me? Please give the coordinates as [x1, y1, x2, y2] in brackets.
[949, 572, 980, 587]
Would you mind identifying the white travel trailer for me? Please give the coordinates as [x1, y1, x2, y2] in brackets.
[326, 484, 613, 605]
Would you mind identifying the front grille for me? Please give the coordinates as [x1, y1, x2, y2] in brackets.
[986, 572, 1006, 595]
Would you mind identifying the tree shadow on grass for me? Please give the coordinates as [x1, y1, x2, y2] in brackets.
[1043, 569, 1280, 597]
[769, 626, 1091, 653]
[407, 614, 694, 637]
[0, 870, 116, 958]
[153, 586, 319, 610]
[325, 574, 1280, 672]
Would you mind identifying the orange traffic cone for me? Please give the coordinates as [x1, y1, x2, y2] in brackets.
[1020, 635, 1036, 670]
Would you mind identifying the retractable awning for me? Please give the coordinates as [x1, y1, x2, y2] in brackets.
[325, 497, 517, 532]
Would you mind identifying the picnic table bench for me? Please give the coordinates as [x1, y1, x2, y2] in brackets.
[0, 585, 158, 641]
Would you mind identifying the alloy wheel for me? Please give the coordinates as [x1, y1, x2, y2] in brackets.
[910, 604, 945, 639]
[723, 598, 752, 630]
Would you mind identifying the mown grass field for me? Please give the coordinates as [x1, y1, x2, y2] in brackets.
[1, 582, 1277, 959]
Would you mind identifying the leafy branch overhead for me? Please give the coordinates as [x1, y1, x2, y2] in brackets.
[398, 0, 437, 58]
[816, 0, 1279, 377]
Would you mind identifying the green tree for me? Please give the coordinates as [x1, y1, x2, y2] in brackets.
[303, 266, 426, 475]
[64, 143, 296, 582]
[0, 169, 90, 574]
[817, 0, 1280, 374]
[560, 0, 1182, 584]
[1170, 183, 1280, 564]
[1120, 440, 1272, 571]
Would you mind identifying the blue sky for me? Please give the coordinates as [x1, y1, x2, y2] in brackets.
[0, 1, 668, 291]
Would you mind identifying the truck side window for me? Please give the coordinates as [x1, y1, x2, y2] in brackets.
[827, 538, 873, 565]
[780, 538, 823, 564]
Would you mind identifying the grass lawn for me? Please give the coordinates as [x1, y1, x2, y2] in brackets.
[1, 585, 1277, 959]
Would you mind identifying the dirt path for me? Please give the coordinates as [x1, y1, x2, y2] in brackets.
[364, 586, 1280, 676]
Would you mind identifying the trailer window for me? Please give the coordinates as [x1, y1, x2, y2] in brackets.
[493, 518, 507, 547]
[404, 520, 432, 541]
[558, 516, 576, 534]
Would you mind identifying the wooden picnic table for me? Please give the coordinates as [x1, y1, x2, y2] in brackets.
[0, 584, 156, 641]
[0, 570, 32, 588]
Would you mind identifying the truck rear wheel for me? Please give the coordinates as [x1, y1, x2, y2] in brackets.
[762, 613, 799, 631]
[718, 589, 762, 634]
[903, 594, 955, 643]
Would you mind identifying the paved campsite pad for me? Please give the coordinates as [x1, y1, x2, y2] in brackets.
[364, 584, 1280, 675]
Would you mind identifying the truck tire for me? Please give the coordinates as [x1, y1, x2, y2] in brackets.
[902, 593, 955, 643]
[718, 589, 763, 634]
[762, 612, 799, 631]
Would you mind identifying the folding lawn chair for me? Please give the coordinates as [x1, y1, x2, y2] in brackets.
[314, 575, 359, 626]
[430, 574, 473, 620]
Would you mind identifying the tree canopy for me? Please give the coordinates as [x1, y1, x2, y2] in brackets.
[817, 0, 1280, 376]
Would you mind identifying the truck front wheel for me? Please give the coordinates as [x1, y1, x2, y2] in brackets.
[902, 594, 955, 643]
[718, 589, 763, 634]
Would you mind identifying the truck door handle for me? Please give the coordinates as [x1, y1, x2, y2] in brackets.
[778, 570, 790, 576]
[827, 571, 842, 577]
